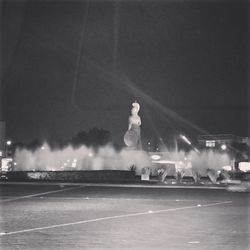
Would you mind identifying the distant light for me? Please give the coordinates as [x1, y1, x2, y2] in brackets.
[1, 158, 13, 171]
[41, 146, 45, 150]
[188, 241, 200, 244]
[222, 165, 232, 171]
[152, 160, 176, 164]
[88, 152, 93, 157]
[238, 162, 250, 172]
[180, 134, 192, 145]
[221, 144, 227, 150]
[72, 162, 77, 168]
[151, 154, 161, 160]
[6, 140, 12, 146]
[206, 140, 215, 148]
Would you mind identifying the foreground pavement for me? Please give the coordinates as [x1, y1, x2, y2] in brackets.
[0, 183, 249, 250]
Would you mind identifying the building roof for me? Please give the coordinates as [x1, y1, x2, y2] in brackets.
[197, 134, 249, 144]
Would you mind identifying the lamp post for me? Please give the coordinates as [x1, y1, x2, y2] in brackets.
[5, 140, 12, 157]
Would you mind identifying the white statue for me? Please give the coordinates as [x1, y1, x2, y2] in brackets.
[128, 101, 141, 130]
[124, 101, 141, 149]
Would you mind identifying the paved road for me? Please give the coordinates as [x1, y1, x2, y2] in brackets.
[0, 183, 249, 250]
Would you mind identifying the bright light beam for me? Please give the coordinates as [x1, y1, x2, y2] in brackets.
[81, 57, 210, 135]
[71, 0, 90, 110]
[77, 56, 248, 157]
[180, 134, 192, 145]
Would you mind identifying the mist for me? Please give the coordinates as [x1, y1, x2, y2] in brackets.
[13, 142, 233, 177]
[13, 143, 151, 175]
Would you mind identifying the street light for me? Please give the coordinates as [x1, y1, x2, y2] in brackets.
[5, 140, 12, 157]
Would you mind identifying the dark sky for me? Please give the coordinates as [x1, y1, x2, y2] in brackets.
[2, 0, 249, 144]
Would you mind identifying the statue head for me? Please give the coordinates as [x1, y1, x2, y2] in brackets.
[131, 100, 140, 115]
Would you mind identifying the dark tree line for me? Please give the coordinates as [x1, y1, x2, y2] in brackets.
[70, 127, 111, 148]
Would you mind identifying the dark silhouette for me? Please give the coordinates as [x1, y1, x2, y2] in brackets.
[26, 139, 43, 151]
[71, 127, 112, 148]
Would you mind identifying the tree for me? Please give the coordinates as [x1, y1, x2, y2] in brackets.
[26, 138, 43, 151]
[71, 128, 111, 148]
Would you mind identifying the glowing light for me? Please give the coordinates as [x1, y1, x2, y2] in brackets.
[222, 165, 232, 171]
[221, 144, 227, 150]
[188, 241, 200, 244]
[41, 146, 45, 150]
[239, 162, 250, 172]
[150, 154, 161, 160]
[152, 160, 176, 164]
[180, 134, 192, 145]
[88, 152, 93, 157]
[206, 140, 215, 147]
[6, 140, 12, 146]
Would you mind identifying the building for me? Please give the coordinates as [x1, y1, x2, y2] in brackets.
[197, 134, 250, 161]
[198, 134, 250, 148]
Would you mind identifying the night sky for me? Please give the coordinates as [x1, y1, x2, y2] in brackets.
[2, 0, 249, 145]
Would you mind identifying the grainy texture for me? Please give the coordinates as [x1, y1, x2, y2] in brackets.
[0, 184, 249, 250]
